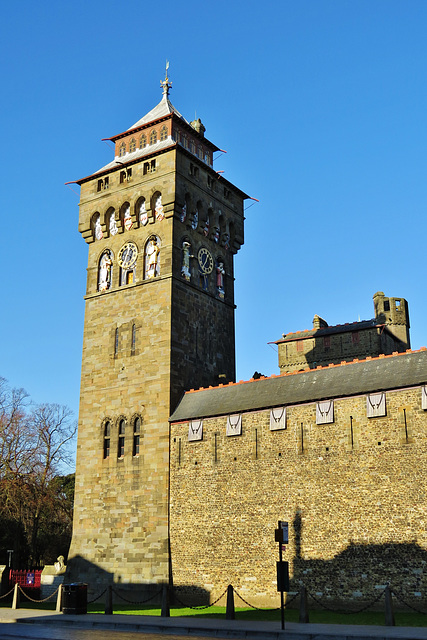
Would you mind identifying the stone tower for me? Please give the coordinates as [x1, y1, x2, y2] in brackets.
[67, 73, 248, 588]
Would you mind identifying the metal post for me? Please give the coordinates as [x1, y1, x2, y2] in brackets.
[279, 543, 285, 630]
[12, 584, 20, 609]
[225, 584, 235, 620]
[56, 584, 63, 612]
[105, 584, 113, 615]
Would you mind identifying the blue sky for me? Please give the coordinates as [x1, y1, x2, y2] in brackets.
[1, 0, 427, 425]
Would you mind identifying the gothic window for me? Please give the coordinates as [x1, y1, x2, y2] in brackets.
[150, 129, 157, 145]
[119, 142, 126, 157]
[296, 340, 304, 352]
[316, 400, 334, 425]
[226, 414, 242, 437]
[103, 421, 111, 459]
[324, 335, 331, 349]
[160, 125, 168, 141]
[133, 417, 141, 456]
[98, 249, 113, 292]
[367, 393, 386, 418]
[129, 138, 136, 153]
[139, 134, 146, 148]
[117, 419, 125, 458]
[144, 235, 161, 279]
[270, 407, 286, 431]
[188, 420, 203, 442]
[352, 331, 360, 345]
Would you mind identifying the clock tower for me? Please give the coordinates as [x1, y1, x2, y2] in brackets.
[67, 72, 248, 589]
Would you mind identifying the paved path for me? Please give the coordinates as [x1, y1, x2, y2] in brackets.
[0, 608, 426, 640]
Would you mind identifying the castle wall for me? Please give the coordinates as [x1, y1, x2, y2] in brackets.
[170, 384, 427, 608]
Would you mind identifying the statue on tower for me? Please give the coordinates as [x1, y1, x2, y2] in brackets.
[160, 61, 172, 97]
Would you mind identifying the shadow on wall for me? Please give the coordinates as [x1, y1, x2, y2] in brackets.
[289, 509, 427, 610]
[66, 555, 210, 606]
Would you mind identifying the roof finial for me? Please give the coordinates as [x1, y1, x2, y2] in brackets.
[160, 60, 172, 97]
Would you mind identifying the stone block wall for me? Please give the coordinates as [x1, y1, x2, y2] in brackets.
[170, 385, 427, 609]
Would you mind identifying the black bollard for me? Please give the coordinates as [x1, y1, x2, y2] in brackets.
[105, 585, 113, 615]
[299, 585, 309, 623]
[226, 584, 235, 620]
[161, 584, 170, 617]
[384, 586, 395, 626]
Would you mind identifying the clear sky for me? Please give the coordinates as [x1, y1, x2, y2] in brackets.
[1, 0, 427, 424]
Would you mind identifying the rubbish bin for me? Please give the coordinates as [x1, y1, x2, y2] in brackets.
[62, 583, 88, 614]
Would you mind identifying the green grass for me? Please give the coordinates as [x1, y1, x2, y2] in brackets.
[1, 599, 426, 627]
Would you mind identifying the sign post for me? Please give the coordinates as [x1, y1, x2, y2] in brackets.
[275, 521, 289, 631]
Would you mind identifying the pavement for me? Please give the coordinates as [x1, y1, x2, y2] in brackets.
[0, 608, 427, 640]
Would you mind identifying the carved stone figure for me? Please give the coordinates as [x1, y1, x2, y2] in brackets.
[94, 214, 103, 240]
[155, 195, 164, 221]
[110, 212, 118, 236]
[181, 241, 192, 281]
[202, 216, 210, 237]
[191, 208, 198, 230]
[180, 203, 187, 223]
[124, 205, 133, 231]
[221, 232, 230, 250]
[99, 250, 113, 291]
[139, 200, 148, 226]
[146, 237, 160, 279]
[216, 261, 225, 299]
[212, 226, 220, 243]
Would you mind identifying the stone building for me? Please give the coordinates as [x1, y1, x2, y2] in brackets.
[68, 74, 427, 609]
[276, 291, 410, 374]
[67, 73, 248, 587]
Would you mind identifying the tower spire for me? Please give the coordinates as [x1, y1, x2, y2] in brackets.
[160, 61, 172, 97]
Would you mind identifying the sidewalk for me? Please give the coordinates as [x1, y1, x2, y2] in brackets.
[0, 608, 426, 640]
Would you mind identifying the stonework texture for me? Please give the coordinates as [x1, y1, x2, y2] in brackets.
[170, 383, 427, 609]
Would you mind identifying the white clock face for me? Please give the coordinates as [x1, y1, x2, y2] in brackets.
[197, 247, 213, 274]
[118, 242, 138, 269]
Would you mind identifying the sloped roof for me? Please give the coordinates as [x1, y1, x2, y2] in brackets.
[276, 319, 380, 343]
[170, 349, 427, 422]
[128, 94, 188, 130]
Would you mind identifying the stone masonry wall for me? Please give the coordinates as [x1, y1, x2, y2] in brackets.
[170, 384, 427, 609]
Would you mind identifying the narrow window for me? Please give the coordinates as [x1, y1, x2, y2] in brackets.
[324, 335, 330, 349]
[129, 138, 136, 153]
[114, 328, 119, 356]
[143, 162, 150, 175]
[104, 176, 109, 189]
[352, 331, 359, 345]
[296, 340, 304, 352]
[126, 168, 132, 181]
[160, 125, 168, 141]
[139, 134, 146, 148]
[120, 170, 126, 184]
[97, 179, 103, 192]
[103, 421, 111, 459]
[126, 271, 134, 285]
[118, 419, 125, 458]
[119, 142, 126, 157]
[131, 323, 136, 354]
[133, 417, 141, 456]
[150, 159, 156, 172]
[150, 130, 157, 145]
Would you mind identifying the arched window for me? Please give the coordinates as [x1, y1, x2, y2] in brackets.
[133, 417, 141, 456]
[103, 421, 111, 459]
[129, 138, 136, 153]
[131, 323, 136, 354]
[114, 328, 119, 356]
[119, 142, 126, 157]
[118, 419, 125, 458]
[139, 134, 147, 148]
[160, 125, 168, 141]
[145, 235, 161, 279]
[150, 129, 157, 145]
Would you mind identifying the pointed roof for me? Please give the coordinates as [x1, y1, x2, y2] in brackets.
[128, 94, 188, 131]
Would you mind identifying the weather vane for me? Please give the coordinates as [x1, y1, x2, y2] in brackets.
[160, 60, 172, 97]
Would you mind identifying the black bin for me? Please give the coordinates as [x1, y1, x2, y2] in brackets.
[62, 583, 88, 614]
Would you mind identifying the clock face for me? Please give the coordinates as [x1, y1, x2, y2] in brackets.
[118, 242, 138, 269]
[197, 247, 213, 274]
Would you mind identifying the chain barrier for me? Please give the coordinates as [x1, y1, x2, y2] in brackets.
[233, 586, 281, 611]
[391, 588, 427, 615]
[87, 588, 107, 604]
[17, 584, 60, 603]
[306, 587, 386, 614]
[112, 586, 162, 605]
[172, 586, 228, 610]
[0, 587, 15, 600]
